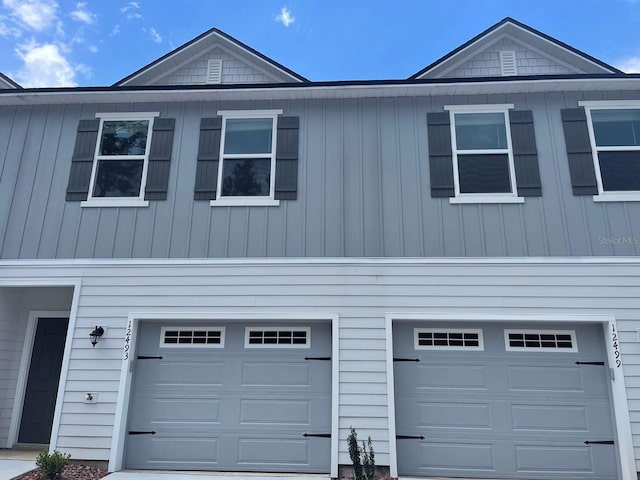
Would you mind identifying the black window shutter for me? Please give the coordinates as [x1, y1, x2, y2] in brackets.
[561, 108, 598, 195]
[144, 118, 175, 200]
[66, 119, 100, 201]
[509, 110, 542, 197]
[275, 116, 299, 200]
[427, 112, 455, 197]
[194, 117, 222, 200]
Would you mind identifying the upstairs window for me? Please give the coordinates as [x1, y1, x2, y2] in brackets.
[84, 112, 158, 207]
[445, 105, 523, 203]
[216, 110, 280, 205]
[585, 106, 640, 196]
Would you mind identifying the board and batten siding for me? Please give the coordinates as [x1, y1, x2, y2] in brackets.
[2, 259, 640, 468]
[2, 92, 640, 260]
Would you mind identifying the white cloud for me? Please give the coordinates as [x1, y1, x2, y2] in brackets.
[13, 39, 84, 87]
[275, 6, 295, 27]
[2, 0, 58, 31]
[70, 2, 96, 25]
[0, 18, 21, 38]
[145, 26, 161, 43]
[120, 1, 140, 13]
[126, 12, 141, 20]
[110, 24, 120, 36]
[616, 56, 640, 73]
[87, 44, 97, 53]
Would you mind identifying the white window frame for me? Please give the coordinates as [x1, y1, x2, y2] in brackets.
[81, 112, 159, 208]
[504, 329, 578, 352]
[213, 109, 283, 207]
[413, 327, 484, 351]
[244, 326, 311, 348]
[159, 326, 226, 348]
[579, 100, 640, 202]
[445, 104, 523, 204]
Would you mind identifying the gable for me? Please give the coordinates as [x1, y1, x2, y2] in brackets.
[413, 17, 620, 80]
[115, 28, 307, 87]
[0, 72, 21, 89]
[441, 35, 579, 78]
[150, 45, 287, 86]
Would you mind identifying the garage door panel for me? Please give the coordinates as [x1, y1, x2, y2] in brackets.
[126, 322, 331, 473]
[408, 363, 489, 390]
[240, 362, 310, 386]
[393, 322, 618, 479]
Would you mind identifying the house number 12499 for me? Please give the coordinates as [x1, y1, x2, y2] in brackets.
[612, 324, 621, 368]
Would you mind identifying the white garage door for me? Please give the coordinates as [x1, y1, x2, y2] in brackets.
[125, 322, 332, 472]
[393, 322, 618, 479]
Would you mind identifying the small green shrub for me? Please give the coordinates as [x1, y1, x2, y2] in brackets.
[347, 427, 375, 480]
[36, 450, 71, 480]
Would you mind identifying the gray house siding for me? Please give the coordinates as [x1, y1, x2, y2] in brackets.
[1, 91, 640, 260]
[1, 260, 639, 469]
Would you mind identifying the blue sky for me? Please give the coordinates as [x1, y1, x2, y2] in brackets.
[1, 0, 640, 87]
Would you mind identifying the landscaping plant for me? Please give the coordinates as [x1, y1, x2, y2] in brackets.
[347, 427, 375, 480]
[36, 449, 71, 480]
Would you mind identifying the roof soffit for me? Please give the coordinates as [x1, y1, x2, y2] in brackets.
[412, 18, 619, 79]
[0, 72, 21, 89]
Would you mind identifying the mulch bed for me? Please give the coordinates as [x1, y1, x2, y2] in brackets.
[11, 464, 109, 480]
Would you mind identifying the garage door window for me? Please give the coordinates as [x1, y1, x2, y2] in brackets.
[160, 326, 225, 347]
[505, 329, 577, 352]
[244, 327, 310, 348]
[414, 328, 484, 350]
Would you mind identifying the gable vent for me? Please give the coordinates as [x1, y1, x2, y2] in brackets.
[500, 50, 517, 76]
[207, 59, 223, 84]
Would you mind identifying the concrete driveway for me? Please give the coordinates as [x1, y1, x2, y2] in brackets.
[105, 473, 327, 480]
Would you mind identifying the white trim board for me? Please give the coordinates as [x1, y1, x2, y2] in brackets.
[110, 312, 340, 477]
[384, 312, 635, 480]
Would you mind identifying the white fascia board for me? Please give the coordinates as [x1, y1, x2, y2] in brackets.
[2, 257, 640, 269]
[2, 77, 640, 106]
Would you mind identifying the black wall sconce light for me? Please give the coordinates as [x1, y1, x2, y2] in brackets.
[90, 326, 104, 347]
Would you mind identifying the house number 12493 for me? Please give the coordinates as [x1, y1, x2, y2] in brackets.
[612, 324, 621, 368]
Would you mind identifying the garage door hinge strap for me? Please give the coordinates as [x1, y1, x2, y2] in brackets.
[393, 358, 420, 362]
[396, 435, 425, 440]
[304, 357, 331, 361]
[303, 433, 331, 438]
[584, 440, 614, 445]
[129, 431, 156, 435]
[137, 356, 163, 360]
[575, 361, 605, 365]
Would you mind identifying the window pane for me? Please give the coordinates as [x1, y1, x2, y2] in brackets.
[93, 159, 143, 197]
[222, 158, 271, 196]
[592, 109, 640, 147]
[598, 151, 640, 191]
[100, 120, 149, 155]
[224, 118, 273, 154]
[458, 153, 512, 193]
[455, 112, 507, 150]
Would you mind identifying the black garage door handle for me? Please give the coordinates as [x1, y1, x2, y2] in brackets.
[303, 433, 331, 438]
[396, 435, 424, 440]
[129, 431, 156, 435]
[584, 440, 614, 445]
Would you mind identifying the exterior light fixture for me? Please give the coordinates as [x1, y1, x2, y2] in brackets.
[90, 326, 104, 347]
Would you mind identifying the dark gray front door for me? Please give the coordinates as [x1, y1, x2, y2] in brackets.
[19, 317, 68, 444]
[394, 322, 618, 479]
[125, 322, 332, 472]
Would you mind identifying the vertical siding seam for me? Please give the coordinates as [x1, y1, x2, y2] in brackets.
[301, 100, 308, 257]
[90, 209, 103, 258]
[127, 210, 137, 257]
[412, 97, 425, 257]
[394, 100, 405, 256]
[376, 98, 385, 255]
[40, 105, 76, 259]
[358, 98, 365, 256]
[548, 93, 571, 254]
[321, 99, 327, 256]
[602, 202, 616, 256]
[479, 205, 488, 256]
[0, 106, 17, 179]
[339, 100, 345, 257]
[623, 203, 640, 256]
[498, 205, 509, 256]
[244, 208, 250, 257]
[579, 199, 595, 256]
[223, 207, 231, 257]
[147, 203, 158, 258]
[1, 106, 33, 258]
